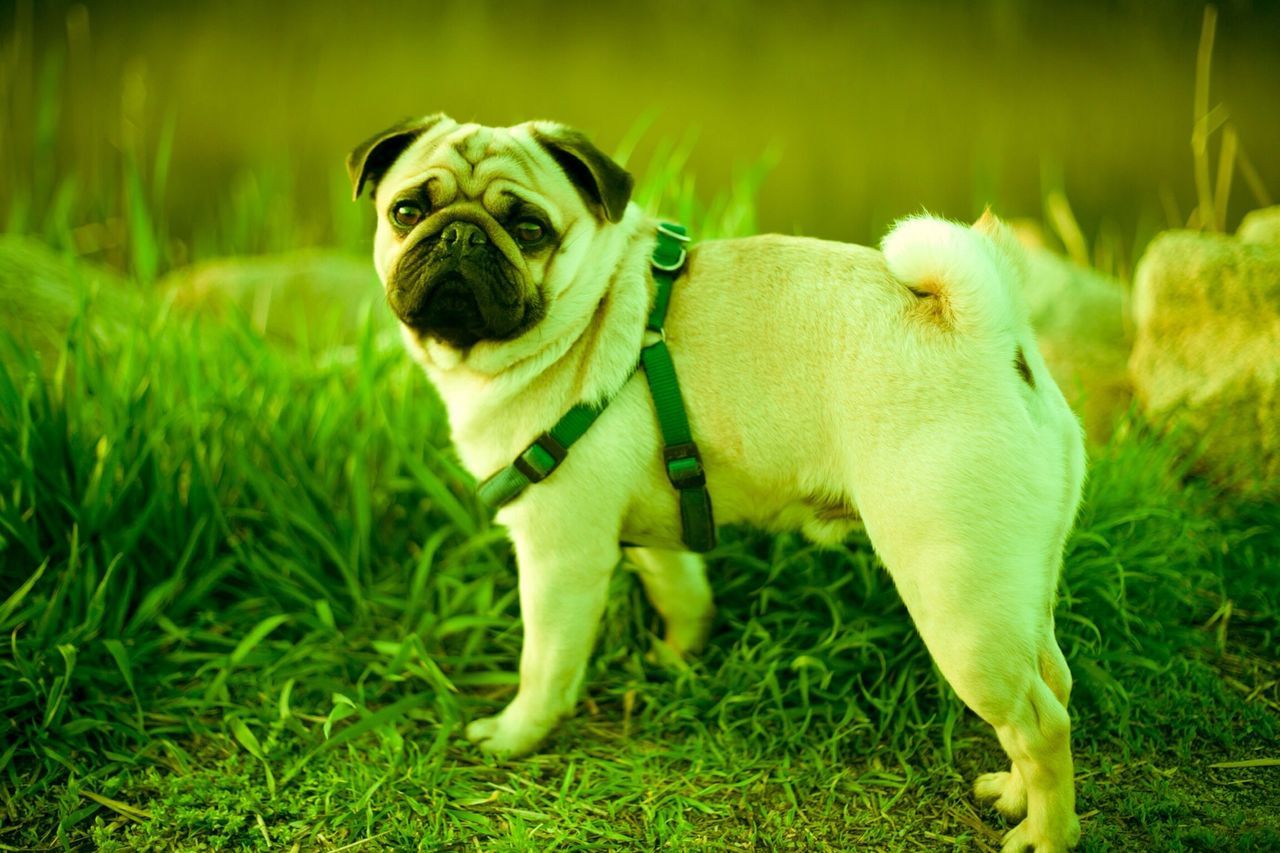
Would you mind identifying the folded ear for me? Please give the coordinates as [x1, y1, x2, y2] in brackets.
[346, 114, 448, 200]
[531, 123, 633, 223]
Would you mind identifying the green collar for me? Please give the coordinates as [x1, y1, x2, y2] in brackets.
[475, 222, 717, 553]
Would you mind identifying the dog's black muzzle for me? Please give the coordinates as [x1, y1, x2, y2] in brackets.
[389, 220, 526, 348]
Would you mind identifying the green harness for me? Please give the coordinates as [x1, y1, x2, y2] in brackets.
[475, 223, 717, 553]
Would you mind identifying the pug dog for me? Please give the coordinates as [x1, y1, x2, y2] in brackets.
[348, 114, 1085, 852]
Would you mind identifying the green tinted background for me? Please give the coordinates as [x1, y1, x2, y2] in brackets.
[4, 0, 1279, 258]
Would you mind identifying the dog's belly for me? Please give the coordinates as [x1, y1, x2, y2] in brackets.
[619, 493, 863, 551]
[750, 490, 865, 546]
[620, 455, 866, 550]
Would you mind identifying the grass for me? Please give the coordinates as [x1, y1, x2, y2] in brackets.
[1, 185, 1279, 850]
[1, 13, 1278, 844]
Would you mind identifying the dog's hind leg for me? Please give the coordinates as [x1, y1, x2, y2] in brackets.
[975, 417, 1085, 829]
[989, 634, 1078, 853]
[865, 528, 1080, 852]
[625, 547, 714, 656]
[974, 604, 1074, 823]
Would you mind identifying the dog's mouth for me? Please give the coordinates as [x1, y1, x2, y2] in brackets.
[392, 273, 480, 349]
[388, 220, 546, 349]
[392, 270, 539, 350]
[406, 273, 474, 325]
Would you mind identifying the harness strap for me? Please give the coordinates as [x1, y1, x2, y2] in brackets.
[476, 401, 605, 508]
[640, 224, 717, 552]
[476, 222, 717, 553]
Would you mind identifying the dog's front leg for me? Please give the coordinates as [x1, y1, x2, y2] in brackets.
[624, 547, 714, 656]
[465, 532, 619, 758]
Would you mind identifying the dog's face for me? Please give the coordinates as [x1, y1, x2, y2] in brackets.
[348, 115, 633, 354]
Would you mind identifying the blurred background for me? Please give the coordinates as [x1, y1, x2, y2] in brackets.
[2, 0, 1278, 274]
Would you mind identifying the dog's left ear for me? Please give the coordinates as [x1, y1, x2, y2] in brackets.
[347, 113, 448, 201]
[531, 123, 633, 223]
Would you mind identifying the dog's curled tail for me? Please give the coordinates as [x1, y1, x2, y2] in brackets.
[880, 209, 1031, 343]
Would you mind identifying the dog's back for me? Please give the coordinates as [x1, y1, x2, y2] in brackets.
[660, 213, 1086, 849]
[665, 216, 1083, 557]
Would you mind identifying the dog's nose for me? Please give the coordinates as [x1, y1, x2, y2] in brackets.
[441, 221, 487, 248]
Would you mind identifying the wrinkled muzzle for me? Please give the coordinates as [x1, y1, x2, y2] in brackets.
[388, 219, 530, 348]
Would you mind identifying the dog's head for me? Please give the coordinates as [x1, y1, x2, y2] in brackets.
[347, 114, 634, 356]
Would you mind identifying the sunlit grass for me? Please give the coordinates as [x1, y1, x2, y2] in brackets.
[2, 6, 1279, 845]
[2, 178, 1277, 847]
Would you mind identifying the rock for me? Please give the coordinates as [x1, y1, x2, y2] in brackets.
[1013, 234, 1132, 443]
[1237, 205, 1280, 247]
[162, 249, 394, 348]
[1129, 229, 1280, 497]
[0, 235, 138, 369]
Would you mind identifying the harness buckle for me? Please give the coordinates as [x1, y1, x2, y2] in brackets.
[663, 442, 706, 489]
[514, 432, 569, 483]
[652, 223, 689, 272]
[651, 246, 687, 272]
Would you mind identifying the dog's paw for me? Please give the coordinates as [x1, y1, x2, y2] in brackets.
[999, 812, 1081, 853]
[664, 608, 713, 658]
[975, 768, 1028, 819]
[646, 637, 693, 669]
[645, 611, 713, 668]
[464, 708, 554, 758]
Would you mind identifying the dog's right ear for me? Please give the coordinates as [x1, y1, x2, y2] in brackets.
[347, 114, 448, 201]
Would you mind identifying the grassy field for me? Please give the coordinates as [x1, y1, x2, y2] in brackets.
[2, 157, 1279, 852]
[2, 8, 1279, 843]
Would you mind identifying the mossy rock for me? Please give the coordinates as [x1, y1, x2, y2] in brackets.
[0, 235, 140, 368]
[161, 249, 394, 349]
[1238, 205, 1280, 247]
[1130, 228, 1280, 497]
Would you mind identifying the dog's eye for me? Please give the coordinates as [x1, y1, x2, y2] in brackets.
[391, 201, 424, 229]
[513, 220, 544, 245]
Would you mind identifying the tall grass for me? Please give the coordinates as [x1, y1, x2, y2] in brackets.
[0, 148, 819, 809]
[2, 210, 1276, 846]
[2, 6, 1278, 847]
[1190, 5, 1273, 233]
